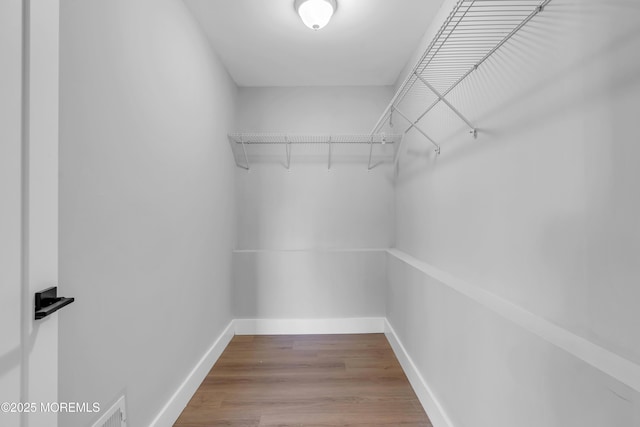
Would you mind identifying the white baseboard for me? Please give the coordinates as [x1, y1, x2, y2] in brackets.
[149, 320, 235, 427]
[384, 319, 454, 427]
[234, 317, 386, 335]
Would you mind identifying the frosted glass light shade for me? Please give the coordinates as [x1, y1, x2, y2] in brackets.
[295, 0, 336, 31]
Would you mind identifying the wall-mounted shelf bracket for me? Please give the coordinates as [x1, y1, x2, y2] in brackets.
[413, 72, 476, 138]
[239, 136, 250, 171]
[392, 107, 441, 155]
[367, 134, 390, 171]
[285, 136, 291, 171]
[367, 136, 374, 171]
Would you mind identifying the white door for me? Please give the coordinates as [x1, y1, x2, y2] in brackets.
[0, 1, 60, 427]
[0, 1, 24, 425]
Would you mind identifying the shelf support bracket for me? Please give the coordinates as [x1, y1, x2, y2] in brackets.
[368, 135, 388, 171]
[393, 135, 405, 169]
[367, 136, 374, 171]
[327, 136, 332, 171]
[240, 136, 250, 171]
[414, 72, 477, 138]
[393, 107, 441, 155]
[285, 136, 291, 171]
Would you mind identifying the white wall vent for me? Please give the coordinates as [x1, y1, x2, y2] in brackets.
[92, 395, 127, 427]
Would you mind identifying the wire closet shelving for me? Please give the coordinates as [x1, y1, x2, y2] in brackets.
[374, 0, 552, 166]
[229, 0, 551, 170]
[228, 133, 403, 171]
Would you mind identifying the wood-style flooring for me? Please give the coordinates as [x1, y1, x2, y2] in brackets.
[174, 334, 432, 426]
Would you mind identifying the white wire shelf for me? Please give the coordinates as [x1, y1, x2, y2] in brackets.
[230, 0, 550, 171]
[228, 133, 402, 171]
[372, 0, 552, 163]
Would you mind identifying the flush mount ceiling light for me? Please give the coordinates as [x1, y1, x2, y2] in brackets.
[294, 0, 337, 31]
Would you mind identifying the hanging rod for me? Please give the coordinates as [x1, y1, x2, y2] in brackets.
[228, 133, 402, 171]
[372, 0, 551, 158]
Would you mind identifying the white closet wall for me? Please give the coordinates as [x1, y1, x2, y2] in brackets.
[388, 0, 640, 426]
[233, 86, 393, 327]
[58, 0, 237, 426]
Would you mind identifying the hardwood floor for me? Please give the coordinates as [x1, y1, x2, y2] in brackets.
[174, 334, 432, 427]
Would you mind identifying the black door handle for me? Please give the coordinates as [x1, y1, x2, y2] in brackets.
[35, 286, 75, 320]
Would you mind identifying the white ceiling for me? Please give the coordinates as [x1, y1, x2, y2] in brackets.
[184, 0, 445, 87]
